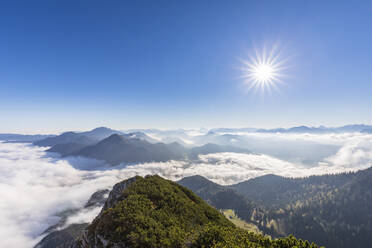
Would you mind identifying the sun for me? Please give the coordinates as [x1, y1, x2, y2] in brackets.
[253, 64, 274, 83]
[239, 46, 287, 94]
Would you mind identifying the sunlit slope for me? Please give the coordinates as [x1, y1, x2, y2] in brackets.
[73, 175, 320, 248]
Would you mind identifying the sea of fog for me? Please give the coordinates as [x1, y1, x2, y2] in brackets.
[1, 132, 372, 247]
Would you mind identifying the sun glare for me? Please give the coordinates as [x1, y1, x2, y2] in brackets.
[253, 64, 274, 82]
[240, 46, 287, 94]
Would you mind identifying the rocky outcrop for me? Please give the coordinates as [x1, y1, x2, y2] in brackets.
[35, 224, 88, 248]
[34, 189, 109, 248]
[71, 177, 140, 248]
[101, 176, 139, 212]
[36, 177, 140, 248]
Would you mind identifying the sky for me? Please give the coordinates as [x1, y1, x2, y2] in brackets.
[1, 0, 372, 134]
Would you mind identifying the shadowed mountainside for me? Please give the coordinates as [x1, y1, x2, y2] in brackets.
[41, 130, 251, 166]
[179, 168, 372, 248]
[69, 134, 187, 165]
[33, 127, 123, 147]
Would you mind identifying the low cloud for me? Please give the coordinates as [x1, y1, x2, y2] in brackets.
[0, 143, 119, 247]
[1, 132, 372, 247]
[324, 138, 372, 168]
[61, 206, 102, 229]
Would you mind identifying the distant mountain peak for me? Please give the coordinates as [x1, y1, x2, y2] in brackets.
[92, 126, 111, 130]
[103, 133, 127, 143]
[89, 126, 119, 133]
[60, 131, 78, 136]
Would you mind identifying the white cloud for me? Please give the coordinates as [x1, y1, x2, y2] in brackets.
[324, 138, 372, 168]
[61, 206, 102, 230]
[0, 143, 120, 247]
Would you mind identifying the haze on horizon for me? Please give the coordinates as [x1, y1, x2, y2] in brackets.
[1, 1, 372, 133]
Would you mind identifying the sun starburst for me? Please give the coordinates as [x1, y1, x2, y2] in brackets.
[239, 46, 287, 94]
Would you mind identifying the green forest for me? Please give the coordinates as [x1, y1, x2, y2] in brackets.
[75, 175, 321, 248]
[179, 168, 372, 248]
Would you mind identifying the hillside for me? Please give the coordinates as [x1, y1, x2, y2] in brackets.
[178, 176, 270, 234]
[70, 175, 319, 248]
[180, 168, 372, 248]
[262, 168, 372, 248]
[230, 173, 353, 207]
[46, 143, 88, 156]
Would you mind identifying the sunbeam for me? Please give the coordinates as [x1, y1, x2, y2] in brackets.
[240, 46, 287, 94]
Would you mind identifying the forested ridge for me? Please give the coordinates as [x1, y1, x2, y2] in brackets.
[179, 167, 372, 248]
[72, 175, 320, 248]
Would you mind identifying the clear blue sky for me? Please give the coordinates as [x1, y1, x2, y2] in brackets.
[1, 0, 372, 133]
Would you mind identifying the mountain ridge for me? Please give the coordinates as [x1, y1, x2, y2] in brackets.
[179, 168, 372, 248]
[70, 175, 320, 248]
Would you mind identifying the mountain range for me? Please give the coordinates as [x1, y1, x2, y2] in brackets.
[2, 124, 372, 144]
[256, 124, 372, 134]
[129, 124, 372, 136]
[32, 127, 251, 165]
[0, 133, 54, 143]
[56, 134, 250, 165]
[33, 127, 124, 147]
[36, 175, 320, 248]
[69, 134, 187, 165]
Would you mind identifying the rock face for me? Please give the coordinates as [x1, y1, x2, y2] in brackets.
[34, 189, 109, 248]
[84, 190, 110, 208]
[70, 177, 140, 248]
[71, 176, 142, 248]
[35, 224, 88, 248]
[100, 176, 139, 212]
